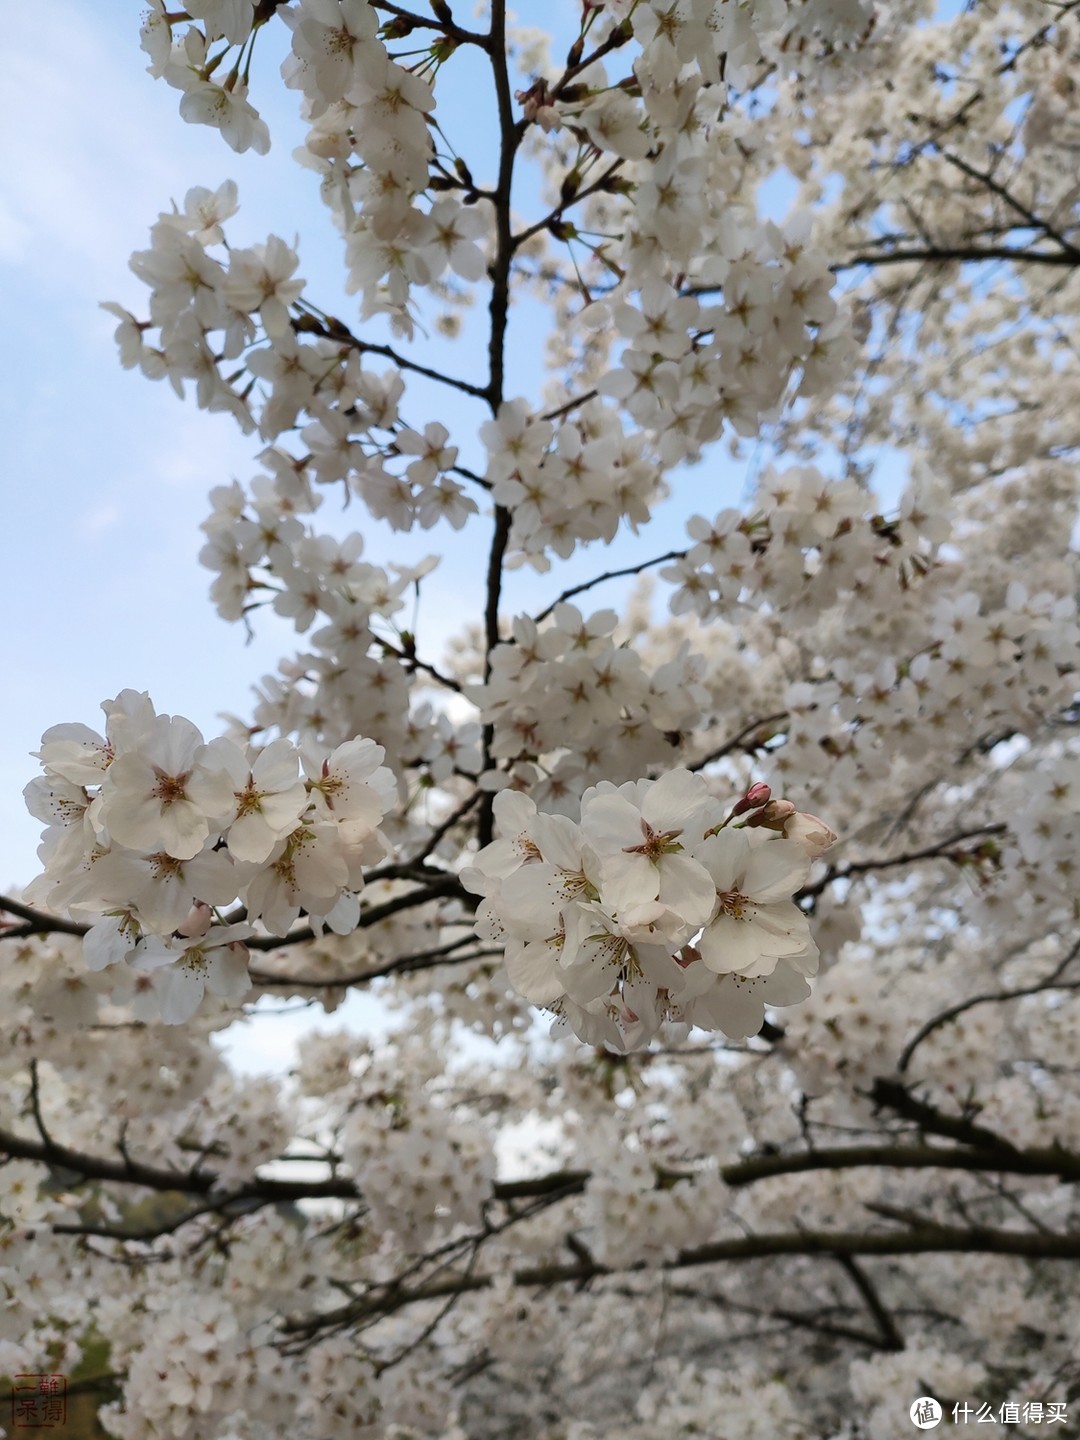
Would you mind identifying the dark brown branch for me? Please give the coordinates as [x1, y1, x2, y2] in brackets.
[246, 873, 470, 952]
[532, 549, 685, 626]
[511, 161, 627, 252]
[12, 1110, 1080, 1248]
[282, 1221, 1080, 1333]
[834, 1255, 905, 1352]
[898, 937, 1080, 1074]
[869, 1077, 1020, 1154]
[663, 1282, 887, 1351]
[689, 713, 790, 772]
[250, 942, 501, 991]
[798, 822, 1008, 902]
[409, 788, 483, 864]
[541, 388, 599, 424]
[478, 0, 521, 848]
[293, 305, 489, 399]
[0, 894, 88, 939]
[936, 149, 1080, 259]
[372, 0, 488, 47]
[836, 245, 1080, 272]
[376, 637, 463, 692]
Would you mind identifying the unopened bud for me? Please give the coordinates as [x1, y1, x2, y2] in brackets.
[732, 782, 771, 816]
[782, 811, 838, 857]
[178, 901, 213, 939]
[745, 799, 796, 831]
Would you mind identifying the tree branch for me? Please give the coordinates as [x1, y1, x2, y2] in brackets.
[478, 0, 521, 848]
[293, 305, 489, 399]
[798, 822, 1008, 902]
[898, 936, 1080, 1074]
[834, 1254, 905, 1352]
[689, 713, 789, 772]
[532, 549, 685, 626]
[282, 1220, 1080, 1333]
[836, 245, 1080, 272]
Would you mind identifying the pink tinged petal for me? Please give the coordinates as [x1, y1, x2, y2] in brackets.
[198, 736, 249, 787]
[474, 899, 505, 944]
[152, 715, 204, 774]
[784, 938, 820, 979]
[243, 869, 299, 937]
[129, 937, 178, 973]
[178, 901, 213, 938]
[257, 782, 309, 832]
[37, 724, 110, 784]
[139, 872, 197, 934]
[492, 788, 537, 837]
[450, 242, 486, 282]
[745, 903, 814, 956]
[188, 758, 240, 820]
[102, 690, 158, 751]
[293, 829, 348, 895]
[336, 784, 385, 829]
[562, 961, 621, 1007]
[329, 736, 386, 780]
[260, 296, 292, 341]
[783, 811, 837, 856]
[553, 997, 623, 1050]
[531, 813, 584, 870]
[337, 820, 386, 868]
[632, 944, 685, 989]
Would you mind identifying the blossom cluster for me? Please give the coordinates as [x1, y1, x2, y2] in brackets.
[463, 770, 835, 1050]
[467, 602, 711, 811]
[23, 690, 397, 1022]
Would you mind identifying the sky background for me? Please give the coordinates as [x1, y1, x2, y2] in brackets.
[1, 0, 830, 1069]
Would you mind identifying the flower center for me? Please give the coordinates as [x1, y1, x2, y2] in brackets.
[622, 818, 684, 862]
[152, 770, 191, 807]
[716, 889, 750, 921]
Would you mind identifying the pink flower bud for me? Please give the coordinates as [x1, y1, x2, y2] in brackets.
[745, 799, 796, 831]
[782, 811, 838, 857]
[732, 782, 772, 816]
[177, 901, 213, 938]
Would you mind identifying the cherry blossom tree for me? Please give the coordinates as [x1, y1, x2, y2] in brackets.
[3, 0, 1080, 1435]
